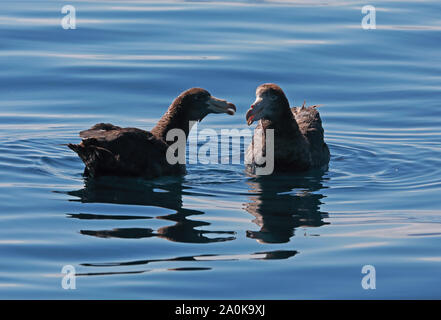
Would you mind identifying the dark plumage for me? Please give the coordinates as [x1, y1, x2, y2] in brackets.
[245, 83, 330, 173]
[68, 88, 236, 178]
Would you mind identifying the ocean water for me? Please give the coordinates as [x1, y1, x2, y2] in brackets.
[0, 0, 440, 299]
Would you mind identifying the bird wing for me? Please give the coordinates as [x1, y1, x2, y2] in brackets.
[71, 126, 179, 178]
[245, 121, 266, 169]
[292, 106, 324, 143]
[79, 123, 122, 139]
[292, 106, 329, 167]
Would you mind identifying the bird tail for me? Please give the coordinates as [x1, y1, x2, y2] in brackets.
[67, 143, 81, 154]
[67, 142, 118, 177]
[68, 143, 91, 163]
[67, 143, 97, 177]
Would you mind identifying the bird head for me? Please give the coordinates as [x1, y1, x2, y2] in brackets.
[180, 88, 236, 121]
[246, 83, 289, 125]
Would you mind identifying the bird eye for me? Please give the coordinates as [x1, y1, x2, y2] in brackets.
[269, 95, 278, 101]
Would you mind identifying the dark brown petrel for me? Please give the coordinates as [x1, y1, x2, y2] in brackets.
[245, 83, 330, 173]
[68, 88, 236, 178]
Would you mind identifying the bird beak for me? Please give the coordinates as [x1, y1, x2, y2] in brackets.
[246, 104, 264, 126]
[207, 96, 236, 115]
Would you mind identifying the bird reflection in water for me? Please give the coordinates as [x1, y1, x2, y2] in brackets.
[67, 176, 235, 243]
[76, 250, 298, 277]
[245, 170, 329, 244]
[64, 176, 298, 276]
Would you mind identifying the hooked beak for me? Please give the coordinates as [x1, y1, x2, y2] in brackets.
[207, 96, 236, 115]
[246, 104, 264, 126]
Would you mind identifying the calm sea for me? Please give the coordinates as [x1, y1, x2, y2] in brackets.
[0, 0, 440, 299]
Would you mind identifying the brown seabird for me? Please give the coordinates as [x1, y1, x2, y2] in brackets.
[245, 83, 330, 173]
[68, 88, 236, 178]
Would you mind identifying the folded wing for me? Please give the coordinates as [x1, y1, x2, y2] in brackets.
[69, 123, 181, 178]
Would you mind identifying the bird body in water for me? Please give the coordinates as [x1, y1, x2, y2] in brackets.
[245, 83, 330, 173]
[68, 88, 236, 179]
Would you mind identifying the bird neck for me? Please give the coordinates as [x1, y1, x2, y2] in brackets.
[151, 98, 193, 143]
[261, 104, 301, 138]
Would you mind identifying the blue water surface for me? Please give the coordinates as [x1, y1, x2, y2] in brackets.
[0, 0, 440, 299]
